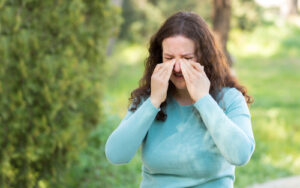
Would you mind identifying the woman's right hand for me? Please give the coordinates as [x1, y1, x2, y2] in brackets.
[150, 59, 175, 108]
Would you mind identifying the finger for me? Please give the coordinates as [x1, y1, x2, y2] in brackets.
[189, 61, 206, 78]
[163, 59, 176, 79]
[157, 63, 165, 74]
[189, 60, 204, 72]
[153, 63, 162, 72]
[181, 60, 195, 82]
[159, 60, 174, 79]
[180, 59, 190, 81]
[183, 59, 198, 74]
[152, 66, 164, 77]
[182, 59, 198, 76]
[158, 60, 174, 76]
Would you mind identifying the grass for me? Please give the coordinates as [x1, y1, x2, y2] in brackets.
[229, 22, 300, 187]
[102, 21, 300, 188]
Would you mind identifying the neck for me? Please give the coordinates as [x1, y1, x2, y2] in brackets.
[174, 88, 192, 100]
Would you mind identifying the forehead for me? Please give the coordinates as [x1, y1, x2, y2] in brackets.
[162, 35, 195, 55]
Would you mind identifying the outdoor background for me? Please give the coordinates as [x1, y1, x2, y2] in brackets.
[0, 0, 299, 188]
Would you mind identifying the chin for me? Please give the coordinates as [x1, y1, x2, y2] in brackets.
[175, 84, 186, 90]
[170, 79, 186, 90]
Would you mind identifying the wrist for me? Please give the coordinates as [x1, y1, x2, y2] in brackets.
[193, 93, 209, 103]
[150, 97, 161, 109]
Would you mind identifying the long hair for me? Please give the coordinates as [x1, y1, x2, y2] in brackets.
[128, 11, 254, 121]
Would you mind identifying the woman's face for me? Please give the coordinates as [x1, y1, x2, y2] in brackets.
[162, 35, 197, 90]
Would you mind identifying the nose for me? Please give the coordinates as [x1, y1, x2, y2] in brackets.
[173, 59, 181, 73]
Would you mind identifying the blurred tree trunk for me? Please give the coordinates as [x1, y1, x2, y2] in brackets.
[212, 0, 233, 67]
[281, 0, 298, 18]
[288, 0, 298, 15]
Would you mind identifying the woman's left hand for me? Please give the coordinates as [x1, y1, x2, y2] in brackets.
[180, 59, 211, 103]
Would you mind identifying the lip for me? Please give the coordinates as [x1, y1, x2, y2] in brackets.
[174, 74, 184, 79]
[173, 72, 183, 76]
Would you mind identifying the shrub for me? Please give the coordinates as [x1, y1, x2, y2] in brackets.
[0, 0, 121, 187]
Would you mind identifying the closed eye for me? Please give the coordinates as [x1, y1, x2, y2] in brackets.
[165, 57, 193, 60]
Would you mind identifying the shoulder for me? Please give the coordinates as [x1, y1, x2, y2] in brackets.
[220, 87, 243, 99]
[124, 95, 151, 120]
[128, 95, 150, 110]
[218, 87, 248, 114]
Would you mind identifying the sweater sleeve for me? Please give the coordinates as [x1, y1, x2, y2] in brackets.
[193, 88, 255, 166]
[105, 96, 160, 165]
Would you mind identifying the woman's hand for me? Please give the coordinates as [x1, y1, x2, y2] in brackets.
[150, 59, 176, 108]
[180, 59, 211, 103]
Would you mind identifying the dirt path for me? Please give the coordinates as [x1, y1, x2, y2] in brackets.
[247, 176, 300, 188]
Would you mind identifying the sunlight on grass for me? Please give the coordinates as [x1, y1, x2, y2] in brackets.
[111, 41, 148, 65]
[258, 108, 287, 140]
[229, 23, 300, 58]
[231, 21, 300, 187]
[229, 29, 280, 58]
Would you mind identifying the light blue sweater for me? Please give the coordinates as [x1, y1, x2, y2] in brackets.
[105, 87, 255, 188]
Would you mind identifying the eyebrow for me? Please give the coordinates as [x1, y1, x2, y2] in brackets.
[163, 53, 194, 56]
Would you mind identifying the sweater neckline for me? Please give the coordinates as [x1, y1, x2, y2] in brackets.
[169, 95, 194, 109]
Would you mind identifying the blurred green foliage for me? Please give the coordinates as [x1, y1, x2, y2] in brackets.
[0, 0, 121, 187]
[119, 0, 212, 43]
[118, 0, 266, 44]
[231, 0, 265, 31]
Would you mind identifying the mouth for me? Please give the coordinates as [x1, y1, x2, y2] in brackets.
[174, 72, 183, 78]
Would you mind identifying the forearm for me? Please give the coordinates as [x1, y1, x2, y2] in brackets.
[105, 97, 160, 164]
[194, 93, 255, 166]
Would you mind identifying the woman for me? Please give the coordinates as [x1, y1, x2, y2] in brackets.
[105, 11, 255, 188]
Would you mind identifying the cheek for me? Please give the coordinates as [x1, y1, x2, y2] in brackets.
[162, 57, 171, 62]
[194, 57, 202, 64]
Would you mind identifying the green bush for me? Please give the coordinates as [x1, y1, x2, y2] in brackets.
[0, 0, 121, 187]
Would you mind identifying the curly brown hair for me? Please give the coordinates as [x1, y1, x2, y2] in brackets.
[128, 11, 254, 121]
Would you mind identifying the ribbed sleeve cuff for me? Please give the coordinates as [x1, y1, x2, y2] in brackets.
[193, 93, 214, 108]
[193, 94, 222, 119]
[145, 97, 161, 112]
